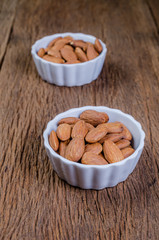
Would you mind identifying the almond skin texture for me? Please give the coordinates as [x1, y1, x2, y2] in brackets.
[85, 125, 108, 143]
[58, 117, 80, 125]
[75, 47, 88, 62]
[38, 48, 45, 58]
[87, 43, 99, 60]
[64, 60, 81, 64]
[99, 133, 123, 144]
[47, 37, 62, 47]
[56, 123, 71, 141]
[81, 152, 108, 165]
[53, 38, 71, 51]
[94, 38, 103, 53]
[121, 147, 135, 158]
[121, 124, 132, 140]
[59, 140, 69, 157]
[71, 120, 88, 138]
[105, 122, 123, 133]
[85, 123, 95, 131]
[63, 35, 73, 40]
[43, 55, 64, 64]
[103, 139, 124, 163]
[115, 139, 131, 149]
[49, 130, 59, 151]
[60, 47, 77, 61]
[47, 48, 61, 58]
[85, 143, 102, 155]
[63, 45, 74, 51]
[65, 137, 85, 162]
[70, 40, 87, 51]
[80, 110, 109, 126]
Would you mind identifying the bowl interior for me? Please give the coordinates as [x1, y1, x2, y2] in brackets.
[45, 106, 144, 152]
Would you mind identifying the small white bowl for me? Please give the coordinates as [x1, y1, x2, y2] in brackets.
[31, 33, 107, 86]
[43, 106, 145, 190]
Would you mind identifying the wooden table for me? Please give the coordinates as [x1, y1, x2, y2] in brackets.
[0, 0, 159, 239]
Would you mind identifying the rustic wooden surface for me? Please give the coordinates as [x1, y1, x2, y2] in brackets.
[0, 0, 159, 239]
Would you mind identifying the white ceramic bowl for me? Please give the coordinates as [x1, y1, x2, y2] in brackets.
[31, 33, 107, 86]
[43, 106, 145, 190]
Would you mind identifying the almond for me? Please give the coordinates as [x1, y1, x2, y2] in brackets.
[63, 45, 74, 51]
[75, 47, 88, 62]
[60, 47, 77, 61]
[85, 123, 94, 131]
[53, 38, 71, 51]
[43, 55, 64, 64]
[121, 124, 132, 140]
[87, 43, 99, 60]
[99, 133, 122, 144]
[37, 48, 45, 58]
[70, 40, 87, 51]
[47, 48, 61, 58]
[65, 137, 85, 162]
[85, 143, 102, 155]
[85, 125, 108, 143]
[115, 139, 131, 149]
[59, 140, 69, 157]
[64, 60, 81, 64]
[121, 147, 135, 158]
[58, 117, 80, 125]
[71, 120, 88, 138]
[49, 130, 59, 151]
[104, 122, 123, 133]
[56, 123, 71, 141]
[81, 152, 108, 165]
[80, 110, 109, 126]
[103, 139, 124, 163]
[47, 37, 63, 48]
[63, 35, 73, 40]
[94, 38, 102, 53]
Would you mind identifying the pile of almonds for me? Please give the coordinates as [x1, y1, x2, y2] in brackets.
[49, 110, 135, 165]
[37, 36, 102, 64]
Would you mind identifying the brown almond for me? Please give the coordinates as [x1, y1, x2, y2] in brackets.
[56, 123, 71, 141]
[59, 140, 69, 157]
[60, 47, 77, 61]
[71, 120, 88, 138]
[99, 153, 106, 160]
[70, 40, 88, 51]
[47, 48, 61, 58]
[87, 43, 99, 60]
[121, 124, 132, 140]
[63, 35, 74, 40]
[115, 139, 131, 149]
[75, 47, 88, 62]
[80, 110, 109, 126]
[47, 37, 63, 48]
[86, 123, 95, 131]
[43, 55, 64, 64]
[103, 139, 124, 163]
[65, 137, 85, 162]
[121, 147, 135, 159]
[49, 130, 59, 151]
[53, 38, 71, 51]
[63, 45, 74, 51]
[94, 38, 103, 53]
[85, 125, 108, 143]
[37, 48, 45, 58]
[64, 60, 81, 64]
[58, 117, 80, 125]
[81, 152, 108, 165]
[85, 143, 102, 155]
[99, 133, 122, 144]
[104, 122, 123, 133]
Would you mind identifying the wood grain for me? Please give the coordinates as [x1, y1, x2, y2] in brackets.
[0, 0, 159, 239]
